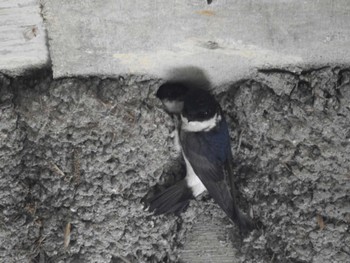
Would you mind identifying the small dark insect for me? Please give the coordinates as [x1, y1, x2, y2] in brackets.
[23, 26, 38, 40]
[207, 0, 213, 4]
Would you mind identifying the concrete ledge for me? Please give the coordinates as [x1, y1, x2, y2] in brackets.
[42, 0, 350, 85]
[0, 0, 49, 76]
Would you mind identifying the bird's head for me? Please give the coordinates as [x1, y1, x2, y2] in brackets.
[156, 82, 189, 114]
[181, 89, 220, 132]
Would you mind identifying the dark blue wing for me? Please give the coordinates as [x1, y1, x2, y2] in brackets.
[180, 117, 253, 232]
[181, 117, 231, 182]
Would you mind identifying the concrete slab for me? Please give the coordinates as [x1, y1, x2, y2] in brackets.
[42, 0, 350, 85]
[0, 0, 49, 76]
[179, 214, 241, 263]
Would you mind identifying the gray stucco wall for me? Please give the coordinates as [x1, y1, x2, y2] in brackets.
[1, 67, 350, 262]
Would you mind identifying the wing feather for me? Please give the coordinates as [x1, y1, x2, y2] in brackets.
[180, 118, 253, 233]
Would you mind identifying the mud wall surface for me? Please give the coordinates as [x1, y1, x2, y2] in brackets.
[0, 67, 349, 263]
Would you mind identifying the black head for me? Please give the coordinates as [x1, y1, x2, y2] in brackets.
[156, 82, 189, 101]
[182, 89, 219, 122]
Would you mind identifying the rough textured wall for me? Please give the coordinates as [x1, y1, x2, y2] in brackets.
[0, 67, 349, 263]
[219, 67, 350, 262]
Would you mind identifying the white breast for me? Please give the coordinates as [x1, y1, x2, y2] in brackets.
[182, 153, 207, 197]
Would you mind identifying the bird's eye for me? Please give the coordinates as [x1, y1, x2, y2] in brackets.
[198, 111, 208, 118]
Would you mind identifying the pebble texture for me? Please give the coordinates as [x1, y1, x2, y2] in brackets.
[0, 67, 349, 262]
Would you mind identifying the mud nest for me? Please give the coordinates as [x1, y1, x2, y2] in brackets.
[0, 66, 349, 262]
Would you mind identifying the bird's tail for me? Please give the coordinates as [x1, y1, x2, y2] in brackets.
[231, 205, 255, 235]
[219, 189, 254, 235]
[221, 195, 254, 235]
[206, 179, 254, 235]
[225, 155, 255, 234]
[146, 180, 194, 216]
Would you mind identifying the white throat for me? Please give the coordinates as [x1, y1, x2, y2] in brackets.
[181, 113, 221, 132]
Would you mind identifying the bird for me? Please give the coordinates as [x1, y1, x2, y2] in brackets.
[149, 84, 253, 233]
[179, 88, 253, 233]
